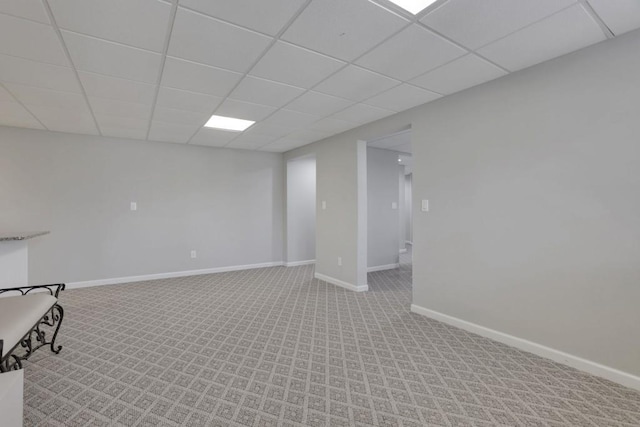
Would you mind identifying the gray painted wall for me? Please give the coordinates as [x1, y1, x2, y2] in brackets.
[286, 29, 640, 376]
[0, 127, 284, 284]
[404, 174, 412, 244]
[367, 148, 399, 269]
[286, 156, 316, 263]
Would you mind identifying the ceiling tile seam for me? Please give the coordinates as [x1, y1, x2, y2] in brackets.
[579, 0, 615, 38]
[0, 82, 49, 130]
[145, 1, 180, 141]
[41, 0, 102, 136]
[0, 11, 51, 26]
[223, 20, 416, 150]
[414, 21, 511, 74]
[468, 2, 593, 55]
[57, 28, 164, 58]
[185, 0, 316, 146]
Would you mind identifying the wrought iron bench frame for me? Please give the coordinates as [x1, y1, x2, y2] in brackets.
[0, 284, 65, 372]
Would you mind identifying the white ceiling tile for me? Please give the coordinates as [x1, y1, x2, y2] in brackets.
[62, 31, 162, 83]
[156, 87, 222, 113]
[48, 0, 172, 52]
[226, 132, 278, 149]
[251, 41, 345, 88]
[363, 84, 440, 112]
[3, 83, 87, 110]
[0, 85, 16, 102]
[215, 99, 277, 122]
[79, 71, 156, 104]
[94, 114, 149, 131]
[421, 0, 577, 50]
[148, 121, 197, 143]
[0, 14, 68, 66]
[189, 127, 239, 147]
[410, 54, 507, 95]
[100, 126, 148, 140]
[356, 25, 466, 81]
[314, 65, 400, 102]
[0, 101, 44, 129]
[88, 97, 152, 120]
[161, 56, 242, 97]
[478, 4, 607, 72]
[260, 109, 320, 129]
[153, 106, 209, 126]
[246, 122, 294, 138]
[261, 137, 308, 152]
[168, 7, 271, 73]
[0, 54, 80, 92]
[587, 0, 640, 36]
[0, 0, 49, 24]
[27, 104, 99, 134]
[284, 91, 353, 117]
[309, 117, 356, 134]
[179, 0, 306, 36]
[282, 0, 408, 61]
[331, 103, 395, 124]
[230, 76, 305, 108]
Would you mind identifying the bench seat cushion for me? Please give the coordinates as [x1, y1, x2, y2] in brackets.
[0, 294, 57, 359]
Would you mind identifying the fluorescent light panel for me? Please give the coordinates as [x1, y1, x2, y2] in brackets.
[388, 0, 438, 15]
[204, 115, 255, 131]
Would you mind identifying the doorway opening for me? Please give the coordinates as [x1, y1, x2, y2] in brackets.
[285, 154, 316, 267]
[359, 128, 413, 287]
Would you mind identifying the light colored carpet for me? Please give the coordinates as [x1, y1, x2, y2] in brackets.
[22, 250, 640, 426]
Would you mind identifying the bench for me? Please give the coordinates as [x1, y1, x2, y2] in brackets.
[0, 284, 65, 372]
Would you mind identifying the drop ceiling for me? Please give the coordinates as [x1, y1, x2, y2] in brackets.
[0, 0, 638, 152]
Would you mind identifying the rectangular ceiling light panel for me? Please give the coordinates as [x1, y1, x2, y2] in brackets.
[204, 114, 255, 131]
[388, 0, 438, 15]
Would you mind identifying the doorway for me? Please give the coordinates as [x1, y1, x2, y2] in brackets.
[285, 154, 316, 266]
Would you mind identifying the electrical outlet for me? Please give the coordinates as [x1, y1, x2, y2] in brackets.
[337, 257, 342, 266]
[190, 250, 197, 259]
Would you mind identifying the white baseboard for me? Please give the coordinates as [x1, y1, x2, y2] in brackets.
[67, 261, 284, 290]
[314, 272, 368, 292]
[285, 259, 315, 267]
[399, 249, 407, 254]
[367, 263, 399, 272]
[410, 304, 640, 391]
[405, 241, 413, 245]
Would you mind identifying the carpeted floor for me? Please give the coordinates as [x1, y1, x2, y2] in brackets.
[23, 249, 640, 426]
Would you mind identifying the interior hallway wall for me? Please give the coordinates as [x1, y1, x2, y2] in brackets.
[367, 147, 400, 270]
[285, 29, 640, 378]
[286, 155, 316, 264]
[0, 126, 284, 285]
[404, 174, 412, 244]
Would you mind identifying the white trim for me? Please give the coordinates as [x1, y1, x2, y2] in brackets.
[285, 259, 315, 267]
[399, 249, 407, 254]
[314, 272, 368, 292]
[405, 241, 413, 245]
[367, 263, 400, 272]
[410, 304, 640, 391]
[67, 262, 284, 290]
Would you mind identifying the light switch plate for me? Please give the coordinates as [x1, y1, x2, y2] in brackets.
[130, 202, 137, 211]
[322, 201, 327, 210]
[421, 199, 429, 212]
[392, 202, 398, 210]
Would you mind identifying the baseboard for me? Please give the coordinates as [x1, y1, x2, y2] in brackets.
[314, 272, 368, 292]
[399, 249, 407, 254]
[410, 304, 640, 391]
[367, 263, 399, 272]
[405, 241, 413, 245]
[285, 259, 315, 267]
[67, 261, 284, 290]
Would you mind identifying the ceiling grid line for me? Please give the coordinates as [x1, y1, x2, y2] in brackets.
[579, 0, 616, 38]
[145, 0, 180, 141]
[41, 0, 103, 136]
[0, 81, 49, 130]
[184, 0, 316, 146]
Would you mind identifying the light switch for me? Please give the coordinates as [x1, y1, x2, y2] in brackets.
[421, 199, 429, 212]
[130, 202, 137, 211]
[391, 202, 398, 210]
[321, 201, 327, 210]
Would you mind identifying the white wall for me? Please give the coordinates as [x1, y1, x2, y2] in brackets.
[0, 127, 284, 285]
[285, 29, 640, 379]
[286, 155, 316, 264]
[367, 148, 400, 270]
[398, 165, 406, 252]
